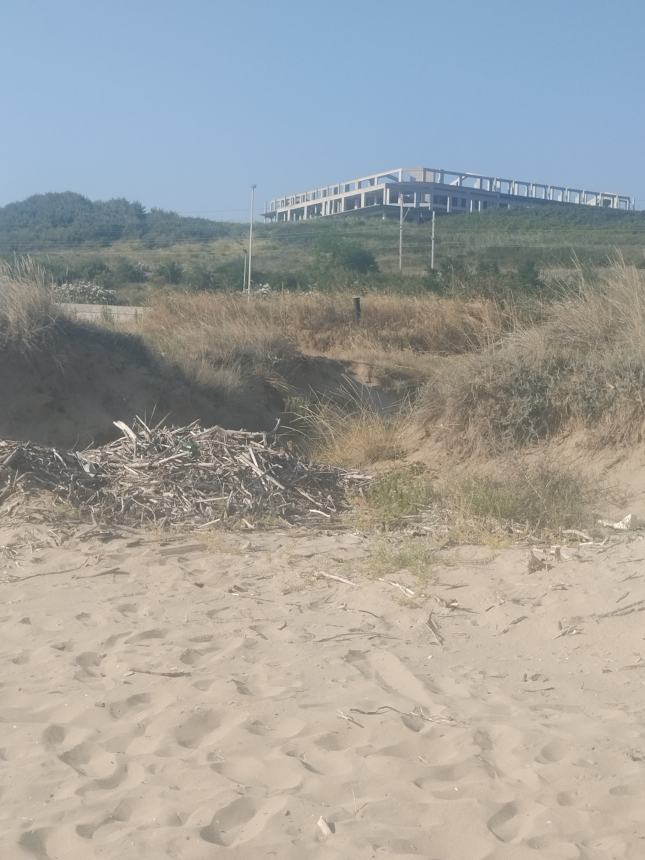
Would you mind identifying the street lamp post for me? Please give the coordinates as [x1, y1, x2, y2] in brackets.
[247, 184, 256, 297]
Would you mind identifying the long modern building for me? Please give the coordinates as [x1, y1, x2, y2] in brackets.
[263, 166, 633, 222]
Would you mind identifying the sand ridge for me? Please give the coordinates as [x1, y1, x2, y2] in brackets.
[1, 521, 645, 858]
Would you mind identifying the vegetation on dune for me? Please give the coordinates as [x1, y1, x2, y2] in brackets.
[0, 192, 235, 253]
[0, 258, 60, 350]
[2, 254, 633, 538]
[2, 192, 644, 303]
[292, 388, 409, 468]
[358, 461, 598, 540]
[145, 289, 510, 356]
[421, 259, 645, 451]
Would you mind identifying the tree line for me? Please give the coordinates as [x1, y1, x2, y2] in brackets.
[0, 191, 234, 251]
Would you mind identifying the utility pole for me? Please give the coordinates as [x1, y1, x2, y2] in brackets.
[398, 192, 404, 273]
[242, 250, 247, 292]
[247, 184, 256, 297]
[430, 209, 436, 271]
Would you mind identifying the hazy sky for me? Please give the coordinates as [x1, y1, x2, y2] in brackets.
[1, 0, 644, 218]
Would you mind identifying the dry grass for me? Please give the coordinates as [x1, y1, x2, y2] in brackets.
[420, 260, 645, 452]
[292, 384, 411, 468]
[443, 461, 598, 536]
[0, 258, 59, 349]
[139, 291, 514, 423]
[0, 259, 616, 542]
[274, 292, 511, 355]
[142, 290, 512, 377]
[142, 292, 296, 382]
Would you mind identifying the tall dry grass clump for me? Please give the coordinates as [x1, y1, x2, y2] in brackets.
[292, 383, 411, 468]
[142, 293, 296, 392]
[0, 258, 59, 350]
[421, 259, 645, 451]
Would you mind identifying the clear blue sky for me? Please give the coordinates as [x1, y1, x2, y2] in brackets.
[1, 0, 643, 218]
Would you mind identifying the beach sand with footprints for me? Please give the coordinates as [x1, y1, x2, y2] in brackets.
[2, 518, 645, 859]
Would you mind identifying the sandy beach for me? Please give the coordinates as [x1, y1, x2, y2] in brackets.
[2, 518, 645, 859]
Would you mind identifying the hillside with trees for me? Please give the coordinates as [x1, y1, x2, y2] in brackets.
[0, 192, 234, 252]
[1, 191, 644, 304]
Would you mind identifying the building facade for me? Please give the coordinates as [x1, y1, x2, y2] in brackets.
[263, 167, 633, 222]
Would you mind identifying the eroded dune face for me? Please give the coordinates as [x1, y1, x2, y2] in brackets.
[0, 319, 284, 448]
[2, 520, 645, 859]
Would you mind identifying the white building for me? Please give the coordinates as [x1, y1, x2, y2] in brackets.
[263, 166, 633, 222]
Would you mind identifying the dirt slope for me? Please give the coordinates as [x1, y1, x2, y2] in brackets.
[0, 319, 284, 448]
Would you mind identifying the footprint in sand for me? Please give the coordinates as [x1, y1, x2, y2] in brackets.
[189, 633, 215, 644]
[536, 739, 568, 764]
[41, 724, 66, 748]
[413, 758, 478, 787]
[101, 632, 130, 648]
[200, 796, 286, 847]
[179, 645, 221, 665]
[107, 692, 151, 719]
[116, 603, 138, 615]
[200, 797, 257, 846]
[58, 741, 94, 774]
[473, 727, 494, 753]
[487, 799, 544, 843]
[556, 791, 575, 806]
[609, 782, 641, 796]
[343, 648, 371, 678]
[75, 762, 128, 795]
[125, 628, 167, 644]
[369, 650, 440, 704]
[18, 827, 51, 860]
[314, 731, 355, 752]
[487, 800, 521, 842]
[74, 651, 104, 678]
[174, 708, 221, 748]
[76, 797, 137, 839]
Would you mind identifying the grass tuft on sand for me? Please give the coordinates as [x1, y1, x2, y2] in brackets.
[357, 461, 598, 540]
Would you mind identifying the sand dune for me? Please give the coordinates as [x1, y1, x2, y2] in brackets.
[2, 519, 645, 858]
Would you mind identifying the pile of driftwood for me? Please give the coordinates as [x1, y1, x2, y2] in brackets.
[0, 419, 369, 527]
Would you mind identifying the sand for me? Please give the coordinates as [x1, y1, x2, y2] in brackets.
[2, 518, 645, 859]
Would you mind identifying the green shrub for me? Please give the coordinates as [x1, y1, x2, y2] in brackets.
[156, 260, 184, 284]
[446, 463, 596, 532]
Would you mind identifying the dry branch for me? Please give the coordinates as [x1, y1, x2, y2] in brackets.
[0, 419, 369, 528]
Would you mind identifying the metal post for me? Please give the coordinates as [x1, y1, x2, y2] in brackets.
[353, 296, 361, 323]
[247, 184, 256, 297]
[398, 192, 404, 273]
[430, 210, 435, 271]
[242, 250, 247, 292]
